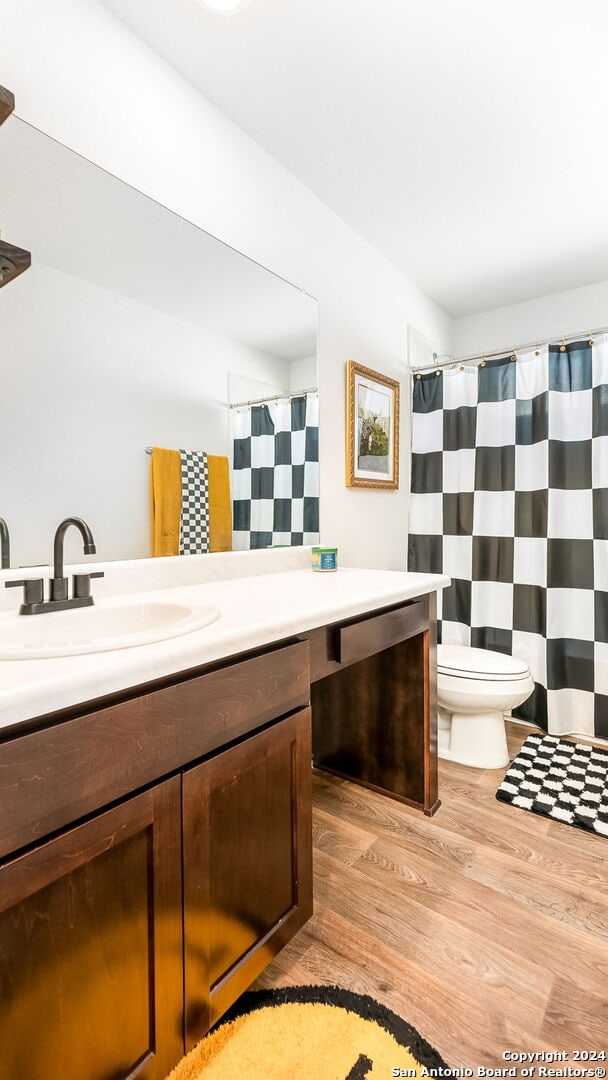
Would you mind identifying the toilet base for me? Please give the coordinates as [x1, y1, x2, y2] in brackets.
[438, 708, 509, 770]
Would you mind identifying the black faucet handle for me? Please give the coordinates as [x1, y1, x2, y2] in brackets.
[72, 570, 104, 599]
[5, 578, 45, 606]
[49, 576, 69, 603]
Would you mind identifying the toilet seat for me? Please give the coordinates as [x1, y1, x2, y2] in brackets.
[437, 644, 530, 682]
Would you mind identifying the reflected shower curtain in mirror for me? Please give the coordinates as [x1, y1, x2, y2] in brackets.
[231, 393, 320, 549]
[408, 338, 608, 740]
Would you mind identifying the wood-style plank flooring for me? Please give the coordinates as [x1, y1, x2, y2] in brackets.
[256, 722, 608, 1067]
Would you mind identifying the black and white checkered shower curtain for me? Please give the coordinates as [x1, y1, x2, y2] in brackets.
[408, 339, 608, 740]
[231, 393, 320, 550]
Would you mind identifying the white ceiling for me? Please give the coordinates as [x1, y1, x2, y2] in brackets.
[101, 0, 608, 318]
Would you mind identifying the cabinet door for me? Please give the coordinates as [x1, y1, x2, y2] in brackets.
[183, 708, 313, 1046]
[0, 778, 184, 1080]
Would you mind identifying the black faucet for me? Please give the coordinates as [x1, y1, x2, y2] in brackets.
[50, 517, 97, 602]
[0, 518, 9, 570]
[5, 516, 104, 615]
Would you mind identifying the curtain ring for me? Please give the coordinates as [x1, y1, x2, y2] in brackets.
[559, 336, 567, 352]
[435, 369, 441, 376]
[535, 344, 541, 356]
[511, 351, 517, 362]
[415, 373, 421, 380]
[588, 332, 595, 346]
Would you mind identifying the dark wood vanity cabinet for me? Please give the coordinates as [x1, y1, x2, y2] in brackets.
[0, 643, 312, 1080]
[0, 591, 438, 1079]
[182, 708, 312, 1047]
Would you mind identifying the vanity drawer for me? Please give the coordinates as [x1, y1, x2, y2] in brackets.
[338, 598, 429, 666]
[0, 640, 310, 860]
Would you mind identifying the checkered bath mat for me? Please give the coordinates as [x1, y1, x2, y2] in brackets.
[497, 733, 608, 837]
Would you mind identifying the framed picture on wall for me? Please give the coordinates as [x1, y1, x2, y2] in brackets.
[346, 360, 400, 489]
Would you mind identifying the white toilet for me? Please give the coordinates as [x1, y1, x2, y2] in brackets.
[436, 644, 534, 769]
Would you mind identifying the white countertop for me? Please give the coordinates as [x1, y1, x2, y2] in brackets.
[0, 548, 449, 731]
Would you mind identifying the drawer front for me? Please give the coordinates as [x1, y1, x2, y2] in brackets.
[338, 598, 429, 667]
[0, 640, 310, 859]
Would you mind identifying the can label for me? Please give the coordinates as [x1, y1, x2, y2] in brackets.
[312, 549, 337, 572]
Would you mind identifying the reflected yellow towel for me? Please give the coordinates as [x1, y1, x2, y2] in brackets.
[150, 448, 232, 556]
[150, 447, 181, 557]
[208, 455, 232, 552]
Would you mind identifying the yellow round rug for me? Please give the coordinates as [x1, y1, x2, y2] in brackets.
[166, 985, 450, 1080]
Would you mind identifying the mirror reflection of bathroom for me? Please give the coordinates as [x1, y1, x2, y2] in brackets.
[0, 118, 319, 567]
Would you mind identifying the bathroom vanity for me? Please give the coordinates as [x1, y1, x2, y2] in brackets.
[0, 551, 447, 1080]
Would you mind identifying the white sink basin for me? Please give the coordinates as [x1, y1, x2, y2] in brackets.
[0, 599, 220, 659]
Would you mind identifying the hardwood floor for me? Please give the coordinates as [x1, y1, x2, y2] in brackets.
[256, 722, 608, 1067]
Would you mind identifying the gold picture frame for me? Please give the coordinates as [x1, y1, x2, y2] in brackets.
[346, 361, 400, 489]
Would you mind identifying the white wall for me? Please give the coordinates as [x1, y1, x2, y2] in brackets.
[0, 260, 289, 565]
[0, 0, 452, 570]
[228, 372, 286, 406]
[453, 278, 608, 357]
[289, 356, 318, 393]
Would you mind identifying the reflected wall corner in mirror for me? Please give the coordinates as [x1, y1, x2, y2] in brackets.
[0, 116, 319, 570]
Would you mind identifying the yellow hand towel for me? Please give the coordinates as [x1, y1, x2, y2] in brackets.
[150, 447, 181, 557]
[207, 454, 233, 552]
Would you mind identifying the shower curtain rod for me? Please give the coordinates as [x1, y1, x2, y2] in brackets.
[413, 323, 608, 375]
[228, 386, 318, 409]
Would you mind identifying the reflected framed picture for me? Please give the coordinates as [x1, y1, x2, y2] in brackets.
[346, 361, 399, 489]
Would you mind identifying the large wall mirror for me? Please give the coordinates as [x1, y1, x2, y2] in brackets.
[0, 119, 319, 568]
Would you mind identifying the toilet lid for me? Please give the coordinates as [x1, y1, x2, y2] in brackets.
[437, 644, 530, 681]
